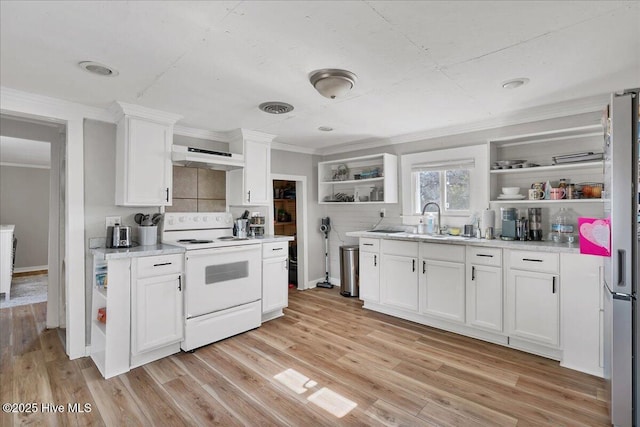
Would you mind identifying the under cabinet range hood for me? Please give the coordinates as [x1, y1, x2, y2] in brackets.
[172, 145, 245, 170]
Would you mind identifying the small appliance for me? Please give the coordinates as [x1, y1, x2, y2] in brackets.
[317, 217, 333, 288]
[106, 223, 132, 248]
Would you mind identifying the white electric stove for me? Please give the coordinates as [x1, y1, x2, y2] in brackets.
[162, 212, 262, 351]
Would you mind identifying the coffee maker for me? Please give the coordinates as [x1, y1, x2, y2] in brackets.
[500, 208, 518, 240]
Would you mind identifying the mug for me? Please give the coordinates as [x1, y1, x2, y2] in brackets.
[528, 188, 544, 200]
[531, 182, 545, 192]
[550, 187, 566, 200]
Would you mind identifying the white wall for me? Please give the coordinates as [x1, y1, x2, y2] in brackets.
[0, 165, 50, 269]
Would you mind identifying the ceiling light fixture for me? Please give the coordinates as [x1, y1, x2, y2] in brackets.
[78, 61, 119, 77]
[318, 126, 333, 132]
[501, 78, 529, 89]
[309, 69, 357, 99]
[259, 102, 294, 114]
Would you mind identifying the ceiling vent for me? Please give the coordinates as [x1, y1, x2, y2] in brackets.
[259, 102, 294, 114]
[78, 61, 119, 77]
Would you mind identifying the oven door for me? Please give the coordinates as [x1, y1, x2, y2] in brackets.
[184, 244, 261, 318]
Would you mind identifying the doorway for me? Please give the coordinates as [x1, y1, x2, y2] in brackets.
[0, 114, 66, 346]
[271, 174, 308, 290]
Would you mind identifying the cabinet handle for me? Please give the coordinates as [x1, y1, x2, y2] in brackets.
[374, 255, 377, 267]
[423, 260, 426, 274]
[272, 247, 284, 251]
[178, 275, 182, 291]
[617, 250, 626, 287]
[552, 276, 556, 294]
[363, 243, 374, 246]
[247, 190, 251, 202]
[165, 187, 170, 202]
[412, 259, 416, 272]
[153, 262, 172, 267]
[472, 266, 476, 281]
[522, 258, 543, 263]
[284, 260, 288, 270]
[477, 254, 494, 258]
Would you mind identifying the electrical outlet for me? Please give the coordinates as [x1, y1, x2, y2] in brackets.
[105, 216, 121, 228]
[379, 208, 385, 218]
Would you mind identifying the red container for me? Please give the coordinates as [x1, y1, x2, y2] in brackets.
[97, 307, 106, 324]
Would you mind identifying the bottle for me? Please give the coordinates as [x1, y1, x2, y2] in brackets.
[426, 213, 435, 234]
[544, 180, 552, 200]
[550, 208, 576, 243]
[417, 218, 426, 234]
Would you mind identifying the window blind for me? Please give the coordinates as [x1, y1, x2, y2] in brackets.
[411, 158, 475, 172]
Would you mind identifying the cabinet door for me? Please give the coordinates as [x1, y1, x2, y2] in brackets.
[244, 140, 270, 205]
[262, 257, 288, 313]
[507, 269, 559, 346]
[381, 254, 418, 311]
[119, 117, 172, 206]
[132, 273, 183, 354]
[421, 259, 465, 323]
[359, 251, 379, 302]
[467, 264, 502, 331]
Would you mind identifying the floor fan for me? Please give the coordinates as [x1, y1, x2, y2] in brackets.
[317, 217, 333, 288]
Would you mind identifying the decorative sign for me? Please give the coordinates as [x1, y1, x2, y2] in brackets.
[578, 217, 611, 257]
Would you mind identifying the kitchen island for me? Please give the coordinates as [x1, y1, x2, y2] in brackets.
[347, 230, 603, 377]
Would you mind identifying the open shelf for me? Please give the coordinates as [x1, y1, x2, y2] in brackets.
[490, 199, 604, 205]
[490, 161, 602, 174]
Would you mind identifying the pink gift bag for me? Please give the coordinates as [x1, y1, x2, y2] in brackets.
[578, 217, 611, 257]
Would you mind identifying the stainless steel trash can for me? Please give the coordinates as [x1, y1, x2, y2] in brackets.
[339, 245, 359, 297]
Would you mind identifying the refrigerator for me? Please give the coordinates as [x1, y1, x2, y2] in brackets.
[603, 89, 639, 427]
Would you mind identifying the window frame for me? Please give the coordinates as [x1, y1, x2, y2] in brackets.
[401, 144, 488, 225]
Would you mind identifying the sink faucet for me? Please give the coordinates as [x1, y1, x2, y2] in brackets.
[421, 202, 442, 235]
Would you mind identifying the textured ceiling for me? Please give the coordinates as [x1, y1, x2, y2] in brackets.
[1, 1, 638, 149]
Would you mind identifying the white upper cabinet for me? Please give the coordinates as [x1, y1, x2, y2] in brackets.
[318, 153, 398, 204]
[113, 102, 182, 207]
[227, 129, 275, 206]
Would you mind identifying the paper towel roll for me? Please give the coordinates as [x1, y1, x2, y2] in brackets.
[482, 209, 495, 230]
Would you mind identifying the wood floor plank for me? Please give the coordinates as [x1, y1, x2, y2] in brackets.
[81, 364, 150, 426]
[122, 367, 196, 427]
[13, 350, 56, 426]
[365, 399, 439, 427]
[142, 355, 187, 385]
[11, 304, 39, 356]
[40, 328, 67, 363]
[46, 357, 105, 427]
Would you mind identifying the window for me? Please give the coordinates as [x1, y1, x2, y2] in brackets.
[413, 168, 471, 213]
[401, 145, 488, 223]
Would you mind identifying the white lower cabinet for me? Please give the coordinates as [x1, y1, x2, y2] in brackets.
[466, 247, 503, 332]
[262, 241, 288, 321]
[381, 240, 419, 312]
[131, 254, 184, 368]
[560, 253, 604, 376]
[359, 238, 380, 303]
[506, 250, 560, 347]
[420, 243, 465, 323]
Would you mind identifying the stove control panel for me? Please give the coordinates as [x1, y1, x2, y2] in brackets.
[163, 212, 233, 230]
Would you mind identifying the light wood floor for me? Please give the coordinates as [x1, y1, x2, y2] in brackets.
[1, 288, 608, 426]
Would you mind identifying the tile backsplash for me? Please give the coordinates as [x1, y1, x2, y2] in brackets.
[168, 166, 226, 212]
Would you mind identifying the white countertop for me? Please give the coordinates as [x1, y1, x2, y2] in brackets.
[90, 243, 185, 260]
[345, 230, 581, 254]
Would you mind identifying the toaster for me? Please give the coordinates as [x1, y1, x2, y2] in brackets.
[106, 224, 132, 248]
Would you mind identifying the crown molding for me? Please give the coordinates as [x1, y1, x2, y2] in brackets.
[0, 86, 113, 122]
[110, 101, 183, 124]
[318, 93, 609, 156]
[173, 125, 229, 142]
[271, 141, 318, 155]
[226, 128, 276, 144]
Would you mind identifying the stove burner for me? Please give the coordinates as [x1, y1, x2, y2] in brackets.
[178, 239, 214, 244]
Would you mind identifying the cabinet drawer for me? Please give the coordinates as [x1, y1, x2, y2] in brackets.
[360, 238, 380, 252]
[420, 242, 465, 263]
[382, 239, 418, 257]
[467, 246, 502, 267]
[509, 250, 558, 274]
[262, 241, 288, 258]
[136, 254, 183, 278]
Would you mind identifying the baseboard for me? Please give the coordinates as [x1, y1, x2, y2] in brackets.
[13, 266, 48, 277]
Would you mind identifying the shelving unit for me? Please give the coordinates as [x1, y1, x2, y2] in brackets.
[318, 153, 398, 204]
[90, 256, 131, 379]
[489, 125, 604, 205]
